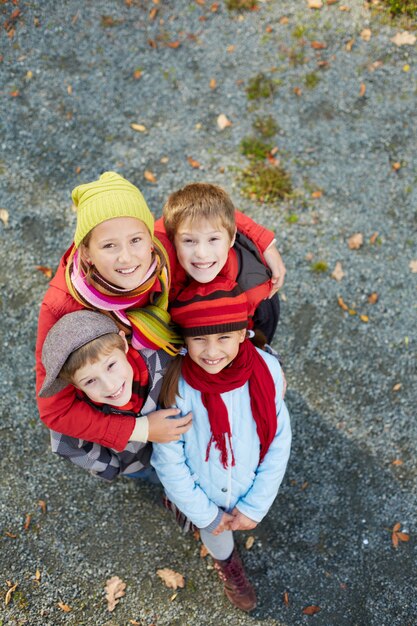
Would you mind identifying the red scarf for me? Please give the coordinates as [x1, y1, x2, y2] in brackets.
[181, 339, 277, 468]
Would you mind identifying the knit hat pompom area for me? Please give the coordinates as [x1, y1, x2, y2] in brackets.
[72, 171, 154, 248]
[170, 276, 249, 337]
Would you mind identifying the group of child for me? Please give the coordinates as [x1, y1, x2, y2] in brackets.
[35, 172, 291, 613]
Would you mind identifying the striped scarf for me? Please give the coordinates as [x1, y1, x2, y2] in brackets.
[65, 239, 182, 356]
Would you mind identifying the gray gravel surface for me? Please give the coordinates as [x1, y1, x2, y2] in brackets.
[1, 1, 416, 625]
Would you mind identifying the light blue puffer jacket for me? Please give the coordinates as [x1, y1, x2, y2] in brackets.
[151, 349, 291, 529]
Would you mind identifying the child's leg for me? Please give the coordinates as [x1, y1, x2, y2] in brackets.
[202, 529, 257, 612]
[200, 529, 234, 560]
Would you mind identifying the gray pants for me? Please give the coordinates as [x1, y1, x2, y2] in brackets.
[200, 529, 234, 561]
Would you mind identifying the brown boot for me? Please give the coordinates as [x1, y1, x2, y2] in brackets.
[213, 548, 257, 612]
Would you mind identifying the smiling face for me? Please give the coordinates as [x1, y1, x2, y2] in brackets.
[185, 329, 246, 374]
[174, 217, 236, 283]
[72, 342, 133, 407]
[82, 216, 154, 289]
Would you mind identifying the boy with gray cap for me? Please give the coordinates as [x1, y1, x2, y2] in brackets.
[39, 310, 188, 480]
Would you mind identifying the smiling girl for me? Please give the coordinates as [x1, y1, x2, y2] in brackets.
[36, 172, 191, 452]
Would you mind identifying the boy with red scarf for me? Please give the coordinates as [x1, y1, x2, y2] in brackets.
[39, 310, 182, 480]
[152, 277, 291, 612]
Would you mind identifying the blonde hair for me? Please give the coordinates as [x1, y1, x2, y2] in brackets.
[59, 333, 126, 384]
[162, 183, 236, 241]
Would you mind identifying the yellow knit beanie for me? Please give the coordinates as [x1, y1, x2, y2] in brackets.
[72, 171, 154, 248]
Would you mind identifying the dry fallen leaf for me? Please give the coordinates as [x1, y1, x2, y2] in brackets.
[391, 523, 410, 549]
[38, 500, 47, 514]
[345, 38, 355, 52]
[23, 513, 32, 530]
[392, 162, 401, 171]
[5, 583, 18, 606]
[149, 7, 158, 19]
[283, 590, 290, 606]
[392, 383, 402, 392]
[226, 44, 235, 53]
[130, 123, 147, 132]
[217, 113, 232, 130]
[293, 86, 302, 97]
[337, 296, 349, 312]
[306, 0, 323, 8]
[0, 208, 9, 226]
[36, 266, 53, 279]
[133, 69, 142, 80]
[166, 41, 181, 49]
[303, 605, 321, 615]
[331, 261, 345, 281]
[347, 233, 363, 250]
[392, 459, 403, 466]
[311, 41, 327, 49]
[360, 28, 371, 41]
[34, 569, 41, 582]
[359, 82, 366, 97]
[105, 576, 126, 612]
[157, 568, 185, 590]
[391, 31, 416, 47]
[245, 536, 255, 550]
[359, 314, 369, 323]
[279, 16, 289, 24]
[369, 231, 379, 245]
[409, 259, 417, 273]
[57, 601, 72, 612]
[144, 170, 157, 183]
[187, 156, 201, 169]
[339, 4, 350, 10]
[368, 292, 378, 304]
[209, 78, 217, 90]
[5, 531, 17, 538]
[311, 190, 322, 198]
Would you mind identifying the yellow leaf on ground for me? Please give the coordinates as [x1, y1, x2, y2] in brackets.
[226, 45, 235, 53]
[392, 383, 402, 392]
[391, 459, 403, 466]
[311, 190, 322, 198]
[392, 162, 401, 171]
[337, 296, 349, 311]
[369, 231, 379, 244]
[217, 114, 232, 130]
[0, 208, 9, 226]
[359, 82, 366, 97]
[131, 123, 147, 132]
[209, 78, 217, 90]
[5, 583, 18, 606]
[105, 576, 126, 612]
[279, 16, 289, 24]
[144, 170, 157, 183]
[367, 292, 378, 304]
[345, 38, 355, 51]
[359, 314, 368, 323]
[347, 232, 363, 249]
[157, 568, 185, 590]
[57, 602, 72, 612]
[360, 28, 371, 41]
[391, 31, 416, 47]
[409, 259, 417, 273]
[306, 0, 323, 8]
[245, 536, 255, 550]
[331, 262, 345, 281]
[339, 4, 350, 10]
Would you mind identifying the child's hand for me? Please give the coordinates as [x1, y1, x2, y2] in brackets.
[212, 511, 234, 535]
[263, 243, 286, 296]
[230, 508, 258, 532]
[147, 408, 192, 443]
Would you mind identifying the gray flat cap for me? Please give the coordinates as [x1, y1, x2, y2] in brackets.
[39, 310, 119, 398]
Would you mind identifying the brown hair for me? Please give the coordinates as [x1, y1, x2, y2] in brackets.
[158, 355, 184, 408]
[162, 182, 236, 241]
[59, 333, 126, 384]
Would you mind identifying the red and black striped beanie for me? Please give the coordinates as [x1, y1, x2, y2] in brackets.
[170, 276, 249, 337]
